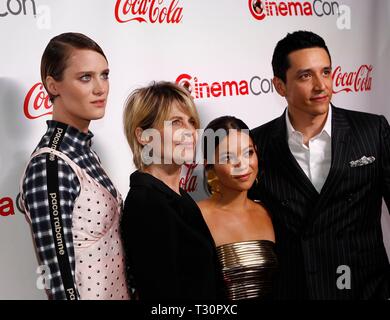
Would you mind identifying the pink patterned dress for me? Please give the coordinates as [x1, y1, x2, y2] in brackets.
[22, 147, 130, 300]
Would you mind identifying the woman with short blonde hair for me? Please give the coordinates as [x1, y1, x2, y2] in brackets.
[120, 81, 221, 300]
[123, 81, 199, 170]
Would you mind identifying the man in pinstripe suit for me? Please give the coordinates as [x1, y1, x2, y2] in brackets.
[250, 31, 390, 299]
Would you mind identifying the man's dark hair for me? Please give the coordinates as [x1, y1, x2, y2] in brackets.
[272, 30, 332, 83]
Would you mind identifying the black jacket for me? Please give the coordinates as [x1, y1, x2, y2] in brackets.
[120, 171, 221, 300]
[250, 106, 390, 299]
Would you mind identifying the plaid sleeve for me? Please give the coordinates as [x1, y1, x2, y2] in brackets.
[22, 154, 80, 300]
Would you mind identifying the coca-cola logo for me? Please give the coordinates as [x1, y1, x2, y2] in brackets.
[332, 64, 373, 94]
[115, 0, 183, 24]
[24, 82, 53, 119]
[0, 196, 15, 217]
[180, 163, 198, 193]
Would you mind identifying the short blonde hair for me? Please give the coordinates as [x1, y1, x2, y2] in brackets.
[123, 81, 200, 170]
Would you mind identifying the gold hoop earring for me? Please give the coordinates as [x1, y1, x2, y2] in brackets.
[207, 169, 221, 195]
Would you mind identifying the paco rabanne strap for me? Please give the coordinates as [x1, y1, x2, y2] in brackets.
[46, 122, 78, 300]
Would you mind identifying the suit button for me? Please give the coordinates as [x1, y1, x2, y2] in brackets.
[347, 193, 353, 202]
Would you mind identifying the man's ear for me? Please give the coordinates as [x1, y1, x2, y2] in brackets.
[45, 76, 60, 97]
[135, 127, 147, 146]
[272, 77, 287, 97]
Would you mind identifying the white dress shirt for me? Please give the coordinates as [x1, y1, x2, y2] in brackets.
[285, 106, 332, 193]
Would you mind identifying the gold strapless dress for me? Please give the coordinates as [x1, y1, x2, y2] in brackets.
[216, 240, 278, 300]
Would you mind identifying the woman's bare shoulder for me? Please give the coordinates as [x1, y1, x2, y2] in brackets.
[197, 198, 214, 212]
[250, 199, 271, 216]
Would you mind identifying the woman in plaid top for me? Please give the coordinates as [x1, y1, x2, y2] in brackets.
[19, 33, 129, 300]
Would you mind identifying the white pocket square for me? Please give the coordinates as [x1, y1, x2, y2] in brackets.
[349, 156, 375, 168]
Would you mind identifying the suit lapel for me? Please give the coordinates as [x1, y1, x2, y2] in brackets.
[269, 110, 319, 200]
[314, 106, 352, 211]
[267, 106, 352, 226]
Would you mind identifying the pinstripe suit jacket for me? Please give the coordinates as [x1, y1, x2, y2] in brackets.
[250, 105, 390, 299]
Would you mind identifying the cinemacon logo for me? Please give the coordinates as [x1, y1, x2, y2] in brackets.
[0, 0, 36, 17]
[249, 0, 341, 20]
[23, 64, 373, 119]
[176, 74, 275, 99]
[115, 0, 183, 24]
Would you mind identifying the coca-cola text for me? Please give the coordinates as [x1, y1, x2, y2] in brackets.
[115, 0, 183, 24]
[180, 163, 198, 193]
[0, 196, 15, 217]
[332, 65, 373, 94]
[24, 82, 53, 119]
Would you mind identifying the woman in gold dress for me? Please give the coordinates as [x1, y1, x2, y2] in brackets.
[198, 116, 278, 300]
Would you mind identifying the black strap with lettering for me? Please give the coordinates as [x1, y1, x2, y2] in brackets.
[45, 122, 78, 300]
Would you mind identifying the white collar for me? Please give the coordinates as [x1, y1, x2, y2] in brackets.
[285, 105, 332, 139]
